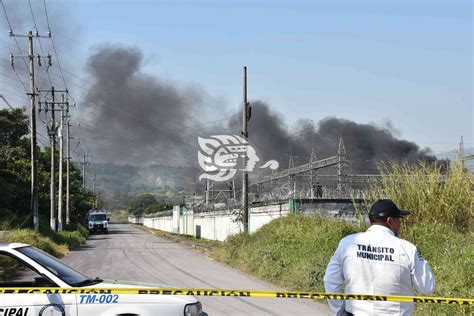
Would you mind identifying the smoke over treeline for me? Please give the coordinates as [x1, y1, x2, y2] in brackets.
[229, 102, 436, 172]
[82, 45, 436, 175]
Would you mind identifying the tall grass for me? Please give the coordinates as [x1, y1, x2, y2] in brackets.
[364, 160, 472, 231]
[360, 160, 473, 315]
[0, 229, 69, 281]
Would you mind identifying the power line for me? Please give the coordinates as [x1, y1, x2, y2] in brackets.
[27, 0, 53, 89]
[1, 0, 30, 87]
[43, 0, 67, 91]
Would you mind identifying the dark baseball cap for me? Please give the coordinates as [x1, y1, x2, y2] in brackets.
[369, 199, 411, 221]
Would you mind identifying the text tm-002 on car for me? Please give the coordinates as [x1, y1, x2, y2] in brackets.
[0, 243, 202, 316]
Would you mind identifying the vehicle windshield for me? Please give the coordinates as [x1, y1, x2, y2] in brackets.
[89, 214, 107, 221]
[16, 246, 99, 286]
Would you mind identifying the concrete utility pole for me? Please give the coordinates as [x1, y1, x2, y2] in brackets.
[48, 86, 57, 231]
[80, 152, 90, 189]
[28, 32, 39, 232]
[57, 94, 69, 231]
[92, 173, 96, 207]
[242, 66, 249, 233]
[10, 30, 51, 231]
[66, 110, 71, 226]
[39, 87, 68, 231]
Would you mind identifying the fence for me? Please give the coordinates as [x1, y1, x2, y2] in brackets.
[129, 199, 360, 242]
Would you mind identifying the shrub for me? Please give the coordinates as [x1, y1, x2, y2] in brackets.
[53, 230, 86, 249]
[76, 223, 89, 238]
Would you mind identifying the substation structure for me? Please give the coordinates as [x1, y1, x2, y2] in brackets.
[204, 138, 380, 207]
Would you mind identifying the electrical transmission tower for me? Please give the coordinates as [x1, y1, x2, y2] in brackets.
[336, 138, 347, 197]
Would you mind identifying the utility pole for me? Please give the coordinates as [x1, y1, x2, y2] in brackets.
[242, 66, 249, 233]
[48, 86, 57, 231]
[57, 94, 69, 231]
[10, 30, 51, 231]
[80, 152, 90, 189]
[92, 173, 97, 208]
[28, 32, 39, 232]
[39, 87, 68, 231]
[66, 108, 71, 226]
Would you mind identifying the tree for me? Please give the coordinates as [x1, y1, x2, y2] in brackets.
[144, 203, 172, 214]
[127, 193, 158, 215]
[0, 109, 99, 230]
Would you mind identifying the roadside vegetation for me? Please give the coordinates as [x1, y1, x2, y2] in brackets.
[0, 108, 97, 277]
[215, 160, 472, 315]
[0, 226, 89, 280]
[108, 209, 130, 223]
[127, 193, 173, 216]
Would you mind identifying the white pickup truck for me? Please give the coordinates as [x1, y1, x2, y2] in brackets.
[0, 243, 202, 316]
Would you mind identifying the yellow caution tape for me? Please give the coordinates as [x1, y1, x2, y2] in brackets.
[0, 288, 472, 305]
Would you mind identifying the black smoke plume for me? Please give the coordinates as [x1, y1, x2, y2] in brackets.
[81, 46, 436, 176]
[228, 101, 436, 173]
[82, 45, 205, 166]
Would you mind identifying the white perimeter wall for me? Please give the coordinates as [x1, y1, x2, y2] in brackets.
[128, 215, 143, 224]
[130, 203, 289, 242]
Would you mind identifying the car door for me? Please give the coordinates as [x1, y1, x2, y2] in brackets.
[0, 251, 78, 316]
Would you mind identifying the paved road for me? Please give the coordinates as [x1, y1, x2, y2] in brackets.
[63, 223, 330, 315]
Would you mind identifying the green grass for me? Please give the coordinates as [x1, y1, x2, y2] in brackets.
[215, 215, 360, 291]
[403, 222, 473, 315]
[109, 209, 129, 223]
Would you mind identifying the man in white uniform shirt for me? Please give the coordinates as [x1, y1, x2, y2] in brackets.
[323, 199, 436, 316]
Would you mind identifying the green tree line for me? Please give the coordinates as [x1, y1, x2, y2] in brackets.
[0, 108, 98, 230]
[127, 193, 174, 215]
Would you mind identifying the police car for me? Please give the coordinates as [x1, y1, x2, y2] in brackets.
[0, 243, 202, 316]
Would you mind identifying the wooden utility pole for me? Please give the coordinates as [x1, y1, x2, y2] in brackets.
[242, 66, 249, 233]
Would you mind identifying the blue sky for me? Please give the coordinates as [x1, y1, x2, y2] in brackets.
[1, 0, 472, 154]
